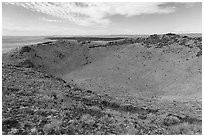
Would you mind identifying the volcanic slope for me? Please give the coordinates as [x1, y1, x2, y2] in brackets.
[2, 34, 202, 135]
[3, 34, 202, 101]
[62, 34, 202, 101]
[3, 39, 127, 75]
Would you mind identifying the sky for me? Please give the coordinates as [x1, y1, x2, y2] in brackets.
[2, 2, 202, 36]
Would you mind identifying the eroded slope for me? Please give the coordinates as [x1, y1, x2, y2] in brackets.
[62, 34, 202, 101]
[2, 34, 202, 135]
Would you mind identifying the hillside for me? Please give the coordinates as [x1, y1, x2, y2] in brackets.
[2, 34, 202, 135]
[63, 34, 202, 101]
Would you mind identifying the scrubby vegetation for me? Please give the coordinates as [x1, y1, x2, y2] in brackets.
[2, 64, 201, 135]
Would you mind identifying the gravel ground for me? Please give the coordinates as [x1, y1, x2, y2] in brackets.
[2, 64, 202, 135]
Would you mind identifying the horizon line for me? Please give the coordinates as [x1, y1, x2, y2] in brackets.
[2, 32, 202, 37]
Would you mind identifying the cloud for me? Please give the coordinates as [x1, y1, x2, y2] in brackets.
[40, 17, 64, 23]
[184, 2, 197, 8]
[6, 2, 177, 26]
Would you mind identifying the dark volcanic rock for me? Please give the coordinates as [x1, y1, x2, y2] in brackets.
[19, 46, 33, 54]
